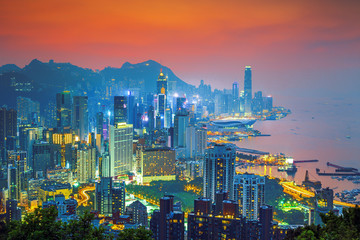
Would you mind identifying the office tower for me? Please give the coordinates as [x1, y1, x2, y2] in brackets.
[6, 199, 22, 222]
[8, 165, 20, 201]
[77, 146, 96, 183]
[165, 107, 172, 128]
[150, 195, 184, 240]
[17, 96, 40, 124]
[195, 127, 207, 157]
[56, 91, 72, 128]
[114, 96, 127, 125]
[234, 173, 265, 220]
[157, 69, 168, 96]
[126, 200, 148, 227]
[260, 205, 273, 240]
[109, 123, 133, 177]
[95, 177, 126, 217]
[157, 94, 166, 128]
[72, 96, 88, 141]
[244, 66, 252, 115]
[203, 144, 236, 201]
[252, 91, 264, 115]
[142, 147, 176, 183]
[96, 112, 104, 136]
[45, 101, 57, 128]
[185, 125, 196, 158]
[8, 151, 27, 193]
[32, 142, 52, 178]
[52, 132, 74, 168]
[263, 96, 273, 112]
[173, 111, 189, 148]
[0, 107, 17, 164]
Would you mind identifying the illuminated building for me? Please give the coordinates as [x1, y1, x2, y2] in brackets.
[6, 199, 21, 222]
[16, 96, 40, 124]
[96, 112, 104, 136]
[234, 173, 265, 220]
[187, 197, 246, 240]
[52, 133, 74, 168]
[244, 66, 252, 116]
[125, 200, 148, 227]
[157, 69, 168, 96]
[174, 111, 189, 148]
[150, 195, 184, 240]
[56, 91, 72, 128]
[259, 205, 273, 240]
[109, 123, 133, 177]
[175, 97, 186, 113]
[114, 96, 127, 125]
[314, 187, 334, 225]
[252, 91, 264, 115]
[95, 177, 126, 217]
[203, 144, 236, 201]
[47, 168, 73, 183]
[0, 107, 17, 164]
[186, 126, 207, 159]
[142, 147, 176, 183]
[8, 151, 27, 194]
[43, 194, 78, 217]
[147, 105, 155, 131]
[157, 94, 166, 128]
[38, 181, 72, 205]
[263, 96, 273, 112]
[72, 96, 88, 141]
[8, 165, 20, 201]
[77, 145, 96, 183]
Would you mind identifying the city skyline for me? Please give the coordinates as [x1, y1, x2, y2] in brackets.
[0, 1, 359, 97]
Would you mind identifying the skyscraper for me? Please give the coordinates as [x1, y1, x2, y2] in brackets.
[157, 94, 166, 128]
[114, 96, 127, 125]
[72, 96, 88, 141]
[174, 111, 189, 148]
[203, 144, 236, 201]
[244, 66, 252, 115]
[77, 145, 96, 183]
[126, 200, 148, 227]
[109, 123, 133, 177]
[157, 69, 168, 96]
[232, 81, 239, 99]
[56, 91, 72, 128]
[0, 107, 17, 164]
[96, 112, 104, 136]
[6, 199, 21, 222]
[17, 96, 40, 124]
[234, 173, 265, 220]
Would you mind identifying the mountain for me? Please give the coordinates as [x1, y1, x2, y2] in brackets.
[0, 59, 194, 110]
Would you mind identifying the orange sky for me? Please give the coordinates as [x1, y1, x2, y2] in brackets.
[1, 0, 359, 95]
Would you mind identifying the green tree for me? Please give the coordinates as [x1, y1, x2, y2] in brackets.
[117, 227, 152, 240]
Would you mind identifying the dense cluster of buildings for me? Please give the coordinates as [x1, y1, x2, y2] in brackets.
[0, 66, 296, 239]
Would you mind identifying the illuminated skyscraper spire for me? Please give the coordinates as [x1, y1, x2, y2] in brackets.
[157, 69, 168, 96]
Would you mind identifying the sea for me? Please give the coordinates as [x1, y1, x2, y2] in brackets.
[235, 95, 360, 194]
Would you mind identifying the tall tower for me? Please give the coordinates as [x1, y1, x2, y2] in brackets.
[114, 96, 127, 125]
[72, 96, 88, 141]
[244, 66, 252, 115]
[203, 144, 236, 201]
[56, 91, 72, 128]
[0, 107, 17, 164]
[234, 173, 265, 220]
[157, 69, 168, 96]
[232, 81, 239, 99]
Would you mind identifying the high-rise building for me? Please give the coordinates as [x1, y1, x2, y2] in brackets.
[252, 91, 264, 115]
[174, 111, 189, 148]
[234, 173, 265, 220]
[96, 112, 104, 136]
[126, 200, 148, 227]
[244, 66, 252, 115]
[147, 105, 155, 131]
[109, 123, 133, 177]
[263, 96, 273, 112]
[157, 94, 166, 128]
[259, 205, 273, 240]
[6, 199, 22, 222]
[95, 177, 126, 217]
[17, 96, 40, 124]
[150, 195, 184, 240]
[8, 165, 20, 201]
[32, 142, 52, 178]
[142, 147, 176, 183]
[56, 91, 72, 128]
[157, 69, 168, 96]
[203, 144, 236, 201]
[232, 81, 239, 99]
[77, 145, 96, 183]
[127, 93, 136, 125]
[175, 97, 186, 113]
[72, 96, 88, 141]
[114, 96, 127, 125]
[0, 107, 17, 164]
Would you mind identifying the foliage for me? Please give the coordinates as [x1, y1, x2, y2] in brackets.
[0, 207, 151, 240]
[117, 227, 152, 240]
[285, 206, 360, 240]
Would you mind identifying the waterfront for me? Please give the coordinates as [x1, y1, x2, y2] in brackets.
[236, 96, 360, 194]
